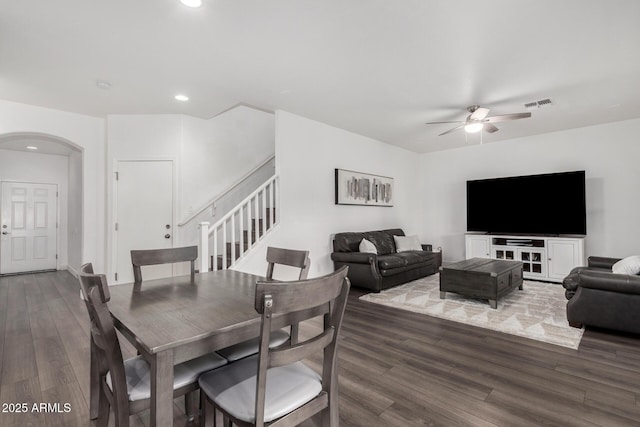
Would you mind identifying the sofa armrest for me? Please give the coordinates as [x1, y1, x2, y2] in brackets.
[588, 256, 621, 269]
[331, 252, 376, 265]
[572, 270, 640, 295]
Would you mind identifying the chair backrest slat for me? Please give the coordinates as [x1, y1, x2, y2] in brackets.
[265, 246, 310, 280]
[254, 267, 344, 314]
[268, 328, 334, 368]
[131, 246, 197, 283]
[79, 262, 110, 303]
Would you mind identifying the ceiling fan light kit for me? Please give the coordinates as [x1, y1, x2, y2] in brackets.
[464, 122, 483, 133]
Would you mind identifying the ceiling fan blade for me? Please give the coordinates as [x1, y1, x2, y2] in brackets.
[470, 107, 490, 121]
[484, 123, 499, 133]
[483, 112, 531, 123]
[438, 124, 465, 136]
[425, 120, 465, 125]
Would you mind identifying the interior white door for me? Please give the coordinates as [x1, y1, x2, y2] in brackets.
[115, 160, 173, 283]
[0, 181, 58, 274]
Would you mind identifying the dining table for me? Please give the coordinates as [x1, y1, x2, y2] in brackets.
[88, 269, 321, 427]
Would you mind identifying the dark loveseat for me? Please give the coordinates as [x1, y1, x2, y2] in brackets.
[563, 256, 640, 334]
[331, 229, 441, 292]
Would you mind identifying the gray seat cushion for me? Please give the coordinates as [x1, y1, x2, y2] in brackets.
[217, 329, 290, 362]
[198, 355, 322, 423]
[106, 352, 227, 401]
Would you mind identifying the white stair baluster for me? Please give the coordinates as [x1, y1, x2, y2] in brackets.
[248, 198, 254, 247]
[239, 204, 244, 257]
[230, 213, 236, 266]
[212, 227, 218, 271]
[222, 222, 227, 270]
[205, 175, 278, 270]
[270, 181, 275, 226]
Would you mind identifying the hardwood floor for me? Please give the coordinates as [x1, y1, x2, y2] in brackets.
[2, 271, 640, 426]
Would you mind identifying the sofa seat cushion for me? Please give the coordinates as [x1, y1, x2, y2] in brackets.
[377, 251, 433, 271]
[377, 254, 406, 269]
[380, 260, 434, 277]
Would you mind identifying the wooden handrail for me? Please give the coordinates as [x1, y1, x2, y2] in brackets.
[178, 154, 275, 226]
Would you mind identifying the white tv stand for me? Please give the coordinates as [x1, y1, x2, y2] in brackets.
[465, 233, 585, 283]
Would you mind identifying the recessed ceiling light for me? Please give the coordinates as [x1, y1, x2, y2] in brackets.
[175, 94, 189, 102]
[96, 80, 111, 90]
[180, 0, 202, 7]
[26, 146, 38, 150]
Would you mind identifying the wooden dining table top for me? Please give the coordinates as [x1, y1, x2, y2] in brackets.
[107, 269, 265, 355]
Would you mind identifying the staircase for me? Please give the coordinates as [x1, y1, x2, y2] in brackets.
[199, 175, 278, 272]
[214, 208, 276, 269]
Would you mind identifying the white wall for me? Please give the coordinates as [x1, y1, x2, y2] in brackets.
[67, 150, 83, 272]
[181, 106, 275, 221]
[419, 118, 640, 262]
[106, 107, 275, 280]
[234, 111, 421, 278]
[0, 100, 106, 273]
[0, 149, 69, 268]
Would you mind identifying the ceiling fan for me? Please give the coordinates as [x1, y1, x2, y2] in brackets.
[426, 105, 531, 136]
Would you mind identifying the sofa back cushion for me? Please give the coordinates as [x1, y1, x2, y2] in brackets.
[333, 229, 405, 254]
[362, 231, 396, 255]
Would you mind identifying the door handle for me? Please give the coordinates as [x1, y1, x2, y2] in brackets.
[1, 231, 9, 235]
[164, 234, 171, 239]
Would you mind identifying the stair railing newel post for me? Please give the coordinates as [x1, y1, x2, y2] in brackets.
[198, 221, 210, 273]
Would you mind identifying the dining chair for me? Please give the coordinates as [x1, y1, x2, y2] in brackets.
[78, 263, 227, 426]
[130, 245, 198, 284]
[198, 265, 350, 427]
[217, 246, 310, 362]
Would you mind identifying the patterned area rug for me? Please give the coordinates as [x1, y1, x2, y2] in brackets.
[359, 274, 584, 349]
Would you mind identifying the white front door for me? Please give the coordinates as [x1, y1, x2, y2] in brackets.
[0, 181, 58, 274]
[115, 160, 173, 283]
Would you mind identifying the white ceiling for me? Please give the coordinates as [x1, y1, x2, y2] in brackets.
[1, 0, 639, 153]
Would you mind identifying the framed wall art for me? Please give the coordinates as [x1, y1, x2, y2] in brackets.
[335, 168, 394, 206]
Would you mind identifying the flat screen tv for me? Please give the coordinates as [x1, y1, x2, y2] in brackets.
[466, 170, 586, 235]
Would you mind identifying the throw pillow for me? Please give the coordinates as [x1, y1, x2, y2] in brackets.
[612, 255, 640, 275]
[394, 235, 422, 252]
[359, 238, 377, 254]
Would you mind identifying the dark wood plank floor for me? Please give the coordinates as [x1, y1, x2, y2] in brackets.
[2, 271, 640, 426]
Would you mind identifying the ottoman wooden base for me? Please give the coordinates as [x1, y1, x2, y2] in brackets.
[440, 258, 523, 309]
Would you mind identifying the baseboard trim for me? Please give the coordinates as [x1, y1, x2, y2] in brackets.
[67, 264, 79, 278]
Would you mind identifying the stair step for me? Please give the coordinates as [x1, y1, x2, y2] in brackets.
[208, 208, 277, 271]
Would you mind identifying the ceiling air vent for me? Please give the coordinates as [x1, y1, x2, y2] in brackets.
[525, 98, 553, 109]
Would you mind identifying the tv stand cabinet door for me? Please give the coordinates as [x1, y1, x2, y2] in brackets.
[547, 238, 585, 281]
[465, 235, 490, 259]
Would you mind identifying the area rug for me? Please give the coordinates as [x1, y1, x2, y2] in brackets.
[359, 274, 584, 349]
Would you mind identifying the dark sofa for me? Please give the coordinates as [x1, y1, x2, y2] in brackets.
[331, 228, 441, 292]
[563, 256, 640, 334]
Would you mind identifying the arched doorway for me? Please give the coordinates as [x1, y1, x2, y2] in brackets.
[0, 132, 83, 274]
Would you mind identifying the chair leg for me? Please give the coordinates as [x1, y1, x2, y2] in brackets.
[201, 391, 214, 427]
[96, 389, 110, 427]
[184, 390, 198, 422]
[113, 401, 130, 427]
[90, 340, 100, 419]
[290, 324, 300, 345]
